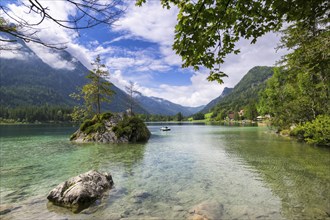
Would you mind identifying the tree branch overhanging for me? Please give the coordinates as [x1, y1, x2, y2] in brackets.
[0, 0, 124, 50]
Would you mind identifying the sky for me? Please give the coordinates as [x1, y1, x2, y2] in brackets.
[1, 0, 287, 107]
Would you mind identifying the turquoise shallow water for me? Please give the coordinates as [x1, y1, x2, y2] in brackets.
[0, 124, 329, 219]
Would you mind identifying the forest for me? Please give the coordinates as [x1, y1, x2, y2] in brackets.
[0, 105, 72, 123]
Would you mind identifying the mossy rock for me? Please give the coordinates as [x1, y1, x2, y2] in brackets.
[79, 113, 109, 134]
[112, 116, 151, 142]
[84, 122, 105, 135]
[80, 119, 95, 132]
[70, 133, 77, 141]
[100, 112, 113, 120]
[71, 112, 150, 143]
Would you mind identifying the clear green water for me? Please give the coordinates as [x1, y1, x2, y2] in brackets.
[0, 124, 329, 219]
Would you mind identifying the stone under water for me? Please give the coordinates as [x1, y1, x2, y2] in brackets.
[47, 170, 114, 213]
[188, 200, 224, 220]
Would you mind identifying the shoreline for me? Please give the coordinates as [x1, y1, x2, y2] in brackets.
[0, 121, 77, 126]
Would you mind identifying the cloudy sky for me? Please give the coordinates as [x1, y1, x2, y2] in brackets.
[1, 0, 287, 107]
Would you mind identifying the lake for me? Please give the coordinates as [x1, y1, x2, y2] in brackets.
[0, 124, 329, 219]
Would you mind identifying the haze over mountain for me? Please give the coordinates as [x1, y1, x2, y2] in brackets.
[0, 35, 203, 116]
[134, 92, 204, 116]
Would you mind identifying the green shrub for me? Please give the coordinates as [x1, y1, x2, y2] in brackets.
[112, 117, 131, 137]
[112, 116, 150, 142]
[79, 112, 112, 134]
[80, 119, 94, 131]
[290, 126, 305, 140]
[91, 114, 99, 121]
[291, 115, 330, 146]
[280, 129, 290, 136]
[100, 112, 113, 121]
[84, 122, 105, 134]
[303, 115, 330, 146]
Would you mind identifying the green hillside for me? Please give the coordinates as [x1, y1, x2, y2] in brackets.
[208, 66, 274, 119]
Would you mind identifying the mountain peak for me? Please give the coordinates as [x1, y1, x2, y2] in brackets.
[200, 87, 233, 113]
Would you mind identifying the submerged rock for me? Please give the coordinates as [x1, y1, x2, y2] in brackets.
[173, 205, 184, 212]
[132, 190, 151, 199]
[0, 204, 22, 215]
[188, 200, 224, 220]
[326, 209, 330, 217]
[70, 112, 151, 144]
[47, 170, 114, 213]
[131, 190, 151, 203]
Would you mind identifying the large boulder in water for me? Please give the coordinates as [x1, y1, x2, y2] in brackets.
[188, 200, 224, 220]
[70, 112, 151, 143]
[47, 170, 114, 213]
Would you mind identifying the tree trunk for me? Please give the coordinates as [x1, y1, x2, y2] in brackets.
[97, 78, 100, 114]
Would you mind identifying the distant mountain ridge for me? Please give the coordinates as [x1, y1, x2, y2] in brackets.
[0, 35, 203, 116]
[201, 87, 233, 113]
[134, 93, 204, 116]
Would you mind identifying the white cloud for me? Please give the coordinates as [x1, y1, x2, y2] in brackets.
[66, 43, 94, 70]
[0, 49, 32, 60]
[0, 35, 33, 59]
[110, 68, 223, 107]
[109, 2, 288, 107]
[221, 32, 287, 87]
[108, 32, 287, 107]
[151, 72, 224, 107]
[104, 34, 136, 44]
[5, 1, 78, 43]
[88, 40, 100, 47]
[2, 1, 121, 72]
[27, 43, 75, 70]
[160, 46, 182, 66]
[107, 32, 286, 107]
[2, 1, 96, 69]
[114, 1, 177, 46]
[107, 57, 136, 69]
[105, 49, 172, 73]
[113, 1, 181, 67]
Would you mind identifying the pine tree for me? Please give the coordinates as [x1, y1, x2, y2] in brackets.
[71, 55, 114, 120]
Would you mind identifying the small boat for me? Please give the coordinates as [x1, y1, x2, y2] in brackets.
[160, 126, 171, 131]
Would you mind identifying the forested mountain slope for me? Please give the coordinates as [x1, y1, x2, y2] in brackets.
[205, 66, 274, 115]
